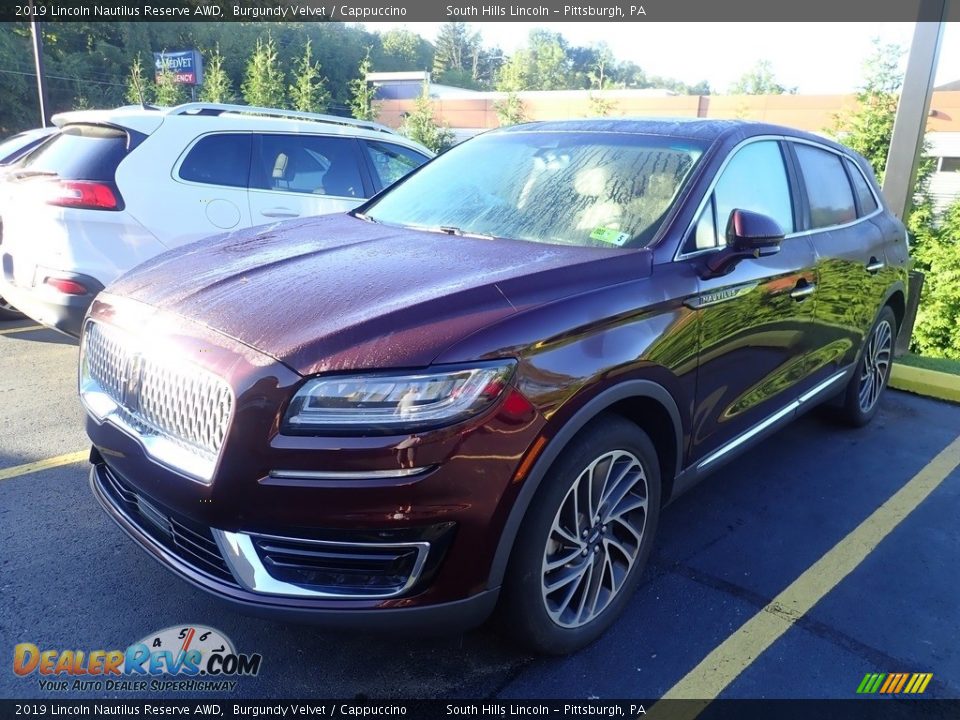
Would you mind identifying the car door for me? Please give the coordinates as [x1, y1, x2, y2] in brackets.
[248, 134, 374, 224]
[359, 139, 432, 193]
[789, 141, 897, 378]
[165, 132, 254, 247]
[680, 139, 821, 466]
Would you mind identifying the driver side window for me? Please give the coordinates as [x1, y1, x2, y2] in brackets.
[685, 140, 794, 254]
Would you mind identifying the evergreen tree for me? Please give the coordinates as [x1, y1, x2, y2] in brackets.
[242, 36, 286, 108]
[433, 23, 472, 80]
[125, 54, 153, 106]
[154, 66, 187, 106]
[494, 93, 526, 127]
[349, 52, 379, 121]
[400, 83, 454, 153]
[200, 46, 234, 103]
[289, 39, 331, 114]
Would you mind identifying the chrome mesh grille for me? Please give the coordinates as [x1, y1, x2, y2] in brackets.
[137, 360, 233, 456]
[84, 322, 125, 400]
[81, 321, 233, 468]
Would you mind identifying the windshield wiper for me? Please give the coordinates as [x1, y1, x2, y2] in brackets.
[352, 211, 379, 224]
[438, 226, 494, 240]
[9, 170, 58, 180]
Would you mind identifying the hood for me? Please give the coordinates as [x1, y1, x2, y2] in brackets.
[110, 214, 653, 375]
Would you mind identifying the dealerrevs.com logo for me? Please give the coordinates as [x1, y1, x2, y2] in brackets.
[13, 625, 262, 692]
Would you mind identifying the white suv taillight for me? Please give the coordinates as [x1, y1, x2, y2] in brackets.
[43, 180, 119, 211]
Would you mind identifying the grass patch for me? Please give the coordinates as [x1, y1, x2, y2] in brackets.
[897, 352, 960, 376]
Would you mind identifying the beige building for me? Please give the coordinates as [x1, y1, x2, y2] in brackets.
[373, 76, 960, 210]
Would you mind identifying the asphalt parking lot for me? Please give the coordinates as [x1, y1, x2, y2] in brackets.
[1, 317, 958, 702]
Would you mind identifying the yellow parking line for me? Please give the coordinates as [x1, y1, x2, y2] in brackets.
[0, 324, 44, 335]
[652, 433, 960, 716]
[0, 451, 88, 482]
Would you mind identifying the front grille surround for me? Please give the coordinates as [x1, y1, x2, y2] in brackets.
[80, 320, 234, 483]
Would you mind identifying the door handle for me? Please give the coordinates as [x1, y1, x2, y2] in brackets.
[261, 208, 300, 218]
[790, 283, 816, 300]
[866, 257, 885, 274]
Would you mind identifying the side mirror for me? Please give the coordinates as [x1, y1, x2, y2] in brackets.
[701, 209, 784, 278]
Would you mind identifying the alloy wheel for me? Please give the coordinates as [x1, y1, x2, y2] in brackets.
[541, 450, 648, 628]
[858, 319, 892, 413]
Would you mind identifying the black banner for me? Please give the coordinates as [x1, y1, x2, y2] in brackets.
[2, 700, 960, 720]
[1, 0, 959, 23]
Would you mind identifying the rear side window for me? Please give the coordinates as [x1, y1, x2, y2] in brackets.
[22, 124, 128, 181]
[179, 134, 251, 188]
[253, 134, 365, 198]
[845, 158, 879, 216]
[363, 140, 429, 188]
[713, 140, 795, 237]
[794, 144, 857, 229]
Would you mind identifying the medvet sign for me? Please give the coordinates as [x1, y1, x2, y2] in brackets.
[154, 50, 204, 85]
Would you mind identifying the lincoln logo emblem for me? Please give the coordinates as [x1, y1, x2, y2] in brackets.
[120, 354, 143, 412]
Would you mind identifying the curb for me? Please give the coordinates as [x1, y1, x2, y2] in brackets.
[890, 364, 960, 404]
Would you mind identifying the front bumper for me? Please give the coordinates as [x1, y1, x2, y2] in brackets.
[89, 459, 499, 632]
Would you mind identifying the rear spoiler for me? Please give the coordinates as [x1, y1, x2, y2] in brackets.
[51, 107, 165, 136]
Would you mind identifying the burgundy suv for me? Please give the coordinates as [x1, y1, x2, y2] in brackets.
[81, 119, 908, 654]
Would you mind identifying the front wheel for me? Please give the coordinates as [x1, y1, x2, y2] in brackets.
[498, 415, 661, 655]
[838, 305, 896, 427]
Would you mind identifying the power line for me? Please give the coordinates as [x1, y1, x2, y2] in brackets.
[0, 67, 126, 88]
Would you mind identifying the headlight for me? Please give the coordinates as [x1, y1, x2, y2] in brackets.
[283, 361, 516, 434]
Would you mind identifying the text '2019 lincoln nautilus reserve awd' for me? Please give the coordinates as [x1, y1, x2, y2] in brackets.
[79, 118, 909, 654]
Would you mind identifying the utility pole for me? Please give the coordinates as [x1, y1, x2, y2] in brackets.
[29, 0, 50, 127]
[881, 1, 948, 220]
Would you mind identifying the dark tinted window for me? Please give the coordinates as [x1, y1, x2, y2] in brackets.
[363, 140, 429, 187]
[179, 134, 251, 188]
[22, 124, 127, 181]
[845, 158, 878, 215]
[714, 141, 794, 236]
[795, 144, 857, 228]
[254, 134, 365, 198]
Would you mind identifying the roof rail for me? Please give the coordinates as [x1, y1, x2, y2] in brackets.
[167, 102, 398, 135]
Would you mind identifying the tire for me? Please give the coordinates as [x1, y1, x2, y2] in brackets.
[0, 296, 23, 321]
[838, 305, 896, 427]
[498, 414, 662, 655]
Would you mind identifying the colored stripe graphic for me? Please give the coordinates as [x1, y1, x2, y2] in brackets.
[857, 672, 932, 694]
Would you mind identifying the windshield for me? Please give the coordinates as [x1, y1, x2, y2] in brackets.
[363, 131, 706, 249]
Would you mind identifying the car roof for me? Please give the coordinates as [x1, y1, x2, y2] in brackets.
[50, 103, 434, 156]
[493, 117, 855, 154]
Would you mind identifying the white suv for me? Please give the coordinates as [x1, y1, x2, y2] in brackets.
[0, 103, 432, 336]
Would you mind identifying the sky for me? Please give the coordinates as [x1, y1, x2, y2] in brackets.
[365, 22, 960, 94]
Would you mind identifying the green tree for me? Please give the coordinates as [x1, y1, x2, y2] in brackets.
[378, 28, 432, 72]
[830, 40, 906, 184]
[125, 54, 154, 105]
[242, 36, 286, 108]
[910, 198, 960, 359]
[729, 60, 796, 95]
[433, 23, 474, 80]
[289, 39, 331, 114]
[200, 46, 234, 103]
[494, 92, 526, 127]
[587, 93, 616, 117]
[154, 66, 187, 106]
[400, 83, 454, 153]
[830, 39, 946, 357]
[349, 51, 379, 121]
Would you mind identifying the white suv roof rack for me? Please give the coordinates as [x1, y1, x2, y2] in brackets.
[168, 102, 398, 136]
